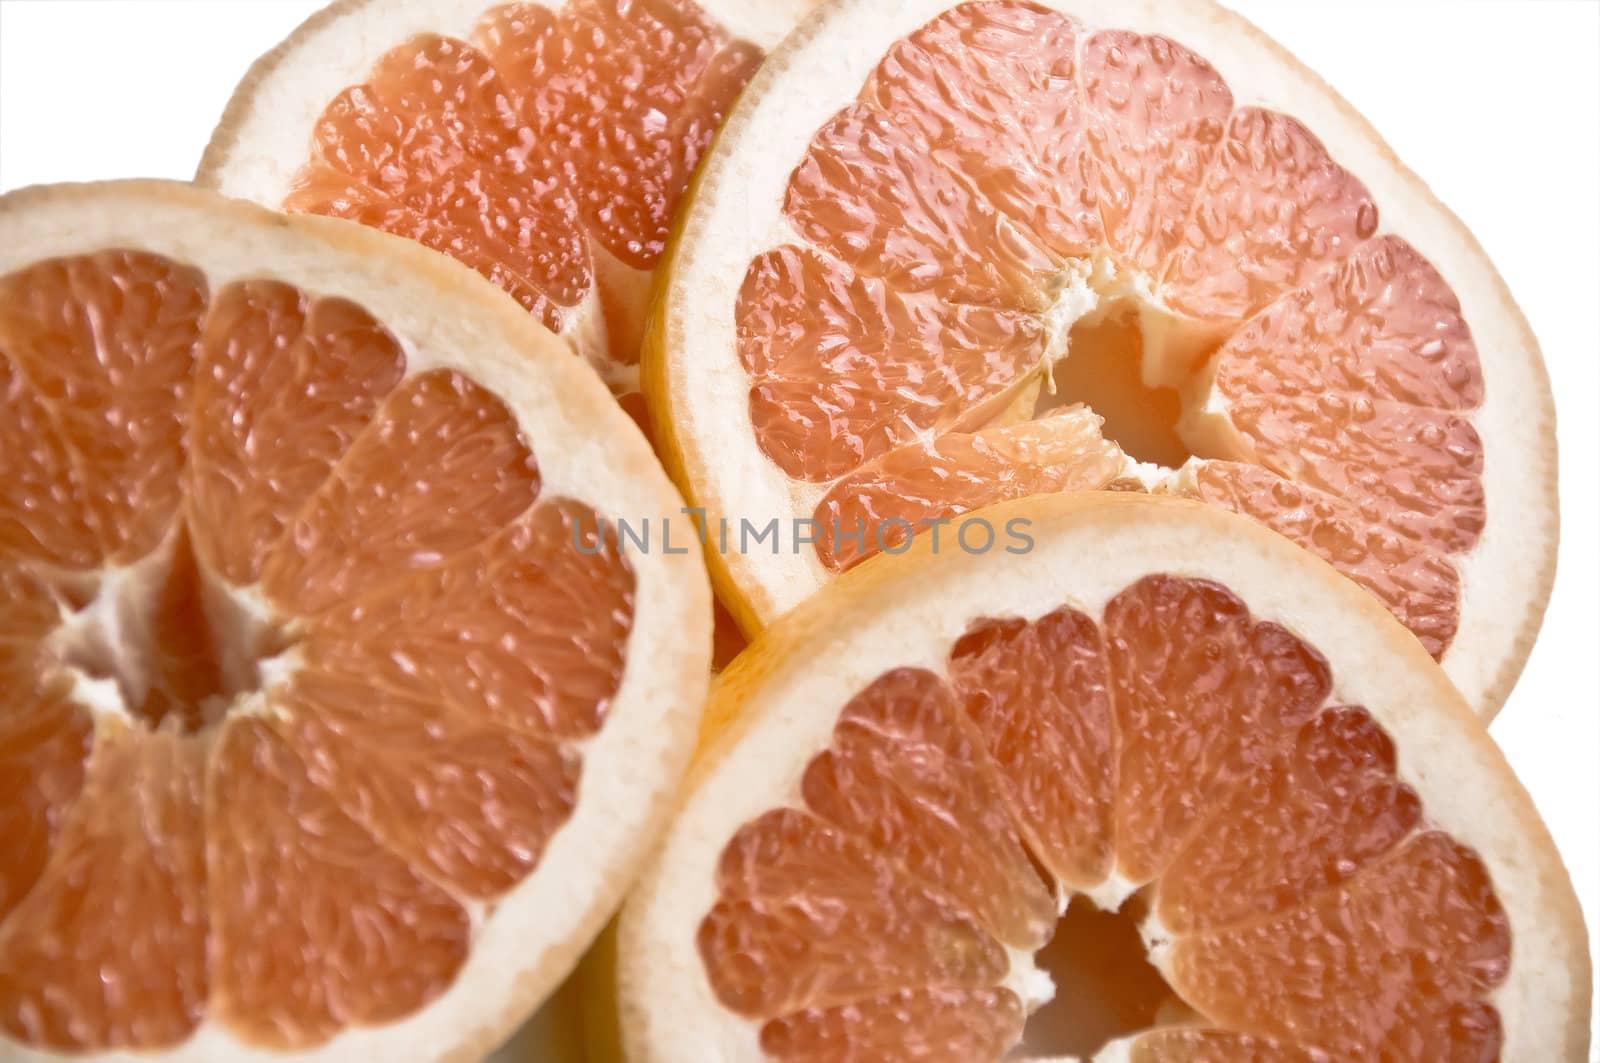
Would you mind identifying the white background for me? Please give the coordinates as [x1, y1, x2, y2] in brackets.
[1, 0, 1596, 1051]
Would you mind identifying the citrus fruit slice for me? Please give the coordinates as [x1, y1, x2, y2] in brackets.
[0, 180, 710, 1060]
[645, 0, 1559, 717]
[197, 0, 820, 428]
[616, 493, 1589, 1062]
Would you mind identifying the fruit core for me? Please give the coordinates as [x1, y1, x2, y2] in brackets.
[1032, 279, 1236, 471]
[46, 530, 294, 736]
[1022, 894, 1182, 1057]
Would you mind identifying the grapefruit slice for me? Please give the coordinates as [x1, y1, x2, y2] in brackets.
[616, 493, 1589, 1062]
[197, 0, 820, 426]
[645, 0, 1559, 717]
[0, 181, 710, 1060]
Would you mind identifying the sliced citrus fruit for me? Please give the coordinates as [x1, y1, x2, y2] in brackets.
[197, 0, 820, 423]
[616, 493, 1589, 1062]
[645, 0, 1558, 717]
[0, 180, 710, 1059]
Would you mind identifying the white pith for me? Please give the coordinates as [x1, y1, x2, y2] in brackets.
[653, 0, 1559, 718]
[617, 495, 1589, 1063]
[0, 182, 713, 1063]
[37, 524, 295, 733]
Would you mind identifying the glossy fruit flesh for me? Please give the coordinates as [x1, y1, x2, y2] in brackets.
[286, 0, 760, 376]
[0, 251, 634, 1052]
[737, 0, 1484, 658]
[698, 575, 1509, 1060]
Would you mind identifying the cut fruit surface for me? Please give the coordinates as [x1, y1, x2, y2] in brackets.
[0, 181, 710, 1061]
[198, 0, 821, 423]
[645, 0, 1559, 717]
[617, 493, 1590, 1063]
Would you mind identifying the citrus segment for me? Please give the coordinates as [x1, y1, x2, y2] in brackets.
[736, 244, 1044, 482]
[0, 183, 710, 1059]
[698, 808, 1010, 1015]
[286, 162, 584, 337]
[1168, 831, 1509, 1060]
[864, 2, 1099, 262]
[0, 563, 59, 658]
[1153, 705, 1421, 935]
[207, 718, 471, 1049]
[300, 498, 632, 743]
[257, 498, 634, 900]
[0, 251, 205, 568]
[759, 987, 1024, 1062]
[275, 671, 579, 901]
[0, 728, 208, 1051]
[476, 0, 763, 272]
[1079, 30, 1232, 275]
[1105, 574, 1332, 882]
[1227, 395, 1483, 548]
[814, 405, 1126, 571]
[949, 607, 1114, 891]
[1208, 235, 1483, 414]
[1159, 107, 1377, 321]
[1180, 460, 1463, 658]
[799, 668, 1056, 950]
[258, 369, 541, 614]
[786, 102, 1057, 310]
[0, 353, 102, 569]
[0, 674, 89, 926]
[185, 280, 406, 586]
[0, 570, 90, 928]
[1127, 1029, 1332, 1063]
